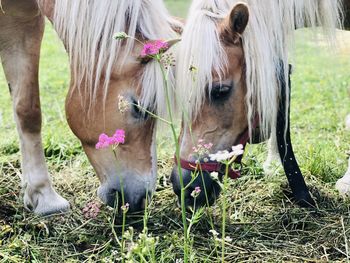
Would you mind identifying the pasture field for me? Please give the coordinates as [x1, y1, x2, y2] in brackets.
[1, 1, 350, 262]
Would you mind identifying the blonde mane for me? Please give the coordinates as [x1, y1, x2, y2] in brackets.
[53, 0, 180, 116]
[177, 0, 342, 138]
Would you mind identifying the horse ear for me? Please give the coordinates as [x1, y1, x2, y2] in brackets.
[220, 3, 249, 45]
[165, 38, 181, 49]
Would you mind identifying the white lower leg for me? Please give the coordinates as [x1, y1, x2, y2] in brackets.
[19, 131, 70, 215]
[263, 131, 281, 176]
[336, 158, 350, 196]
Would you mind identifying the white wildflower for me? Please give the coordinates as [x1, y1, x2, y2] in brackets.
[209, 229, 219, 237]
[209, 150, 235, 162]
[113, 31, 128, 40]
[210, 172, 219, 181]
[118, 95, 130, 113]
[224, 236, 233, 242]
[209, 144, 244, 162]
[231, 144, 244, 156]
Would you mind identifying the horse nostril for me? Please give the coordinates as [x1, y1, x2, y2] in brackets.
[98, 184, 151, 213]
[170, 166, 222, 208]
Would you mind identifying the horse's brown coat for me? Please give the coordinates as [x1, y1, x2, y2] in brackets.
[0, 0, 164, 214]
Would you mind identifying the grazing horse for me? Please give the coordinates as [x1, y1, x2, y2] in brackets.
[172, 0, 342, 208]
[0, 0, 180, 215]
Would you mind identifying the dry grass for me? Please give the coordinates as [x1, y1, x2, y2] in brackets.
[1, 152, 350, 262]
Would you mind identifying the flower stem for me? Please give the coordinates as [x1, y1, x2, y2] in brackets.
[131, 102, 171, 125]
[221, 162, 229, 262]
[198, 169, 219, 258]
[112, 149, 126, 262]
[158, 60, 189, 263]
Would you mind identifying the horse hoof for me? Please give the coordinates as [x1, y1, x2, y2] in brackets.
[294, 191, 315, 208]
[263, 161, 281, 176]
[336, 178, 350, 196]
[24, 187, 70, 216]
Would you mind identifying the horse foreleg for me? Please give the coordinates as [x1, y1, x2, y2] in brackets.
[0, 14, 69, 215]
[263, 129, 282, 176]
[277, 64, 315, 207]
[336, 114, 350, 195]
[336, 158, 350, 196]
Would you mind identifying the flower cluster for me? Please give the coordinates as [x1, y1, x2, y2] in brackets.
[95, 129, 125, 149]
[118, 95, 130, 113]
[121, 203, 130, 213]
[191, 139, 213, 160]
[209, 144, 244, 162]
[141, 40, 169, 58]
[124, 227, 159, 261]
[82, 201, 101, 219]
[191, 186, 201, 198]
[210, 171, 219, 182]
[160, 53, 176, 70]
[113, 31, 128, 40]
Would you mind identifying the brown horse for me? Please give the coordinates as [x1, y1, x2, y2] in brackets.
[172, 0, 343, 207]
[0, 0, 180, 214]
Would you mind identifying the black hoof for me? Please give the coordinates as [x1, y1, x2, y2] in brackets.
[293, 191, 315, 208]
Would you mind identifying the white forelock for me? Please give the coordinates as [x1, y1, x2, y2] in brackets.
[53, 0, 180, 116]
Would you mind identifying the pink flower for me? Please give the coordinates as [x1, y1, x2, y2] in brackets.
[95, 129, 125, 149]
[204, 143, 213, 149]
[191, 186, 202, 198]
[95, 133, 111, 149]
[82, 201, 101, 219]
[111, 129, 125, 144]
[192, 139, 213, 157]
[141, 40, 168, 58]
[121, 203, 130, 213]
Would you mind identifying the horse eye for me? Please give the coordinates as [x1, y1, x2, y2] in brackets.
[210, 84, 232, 101]
[131, 99, 149, 120]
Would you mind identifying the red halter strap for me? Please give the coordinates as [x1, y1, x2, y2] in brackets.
[176, 157, 241, 179]
[174, 116, 260, 180]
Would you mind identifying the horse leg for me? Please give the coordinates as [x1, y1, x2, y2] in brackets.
[336, 113, 350, 195]
[263, 130, 281, 176]
[336, 158, 350, 196]
[277, 64, 315, 207]
[0, 14, 70, 215]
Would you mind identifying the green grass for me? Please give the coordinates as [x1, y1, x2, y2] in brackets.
[165, 0, 191, 17]
[1, 2, 350, 262]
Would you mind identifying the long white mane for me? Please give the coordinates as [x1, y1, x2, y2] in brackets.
[53, 0, 180, 116]
[177, 0, 342, 138]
